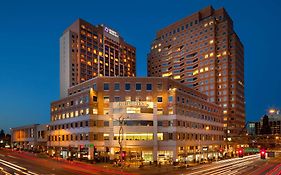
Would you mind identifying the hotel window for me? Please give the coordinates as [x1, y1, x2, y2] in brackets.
[104, 133, 109, 140]
[157, 133, 164, 140]
[168, 96, 173, 102]
[93, 96, 97, 102]
[157, 83, 163, 91]
[114, 83, 120, 91]
[103, 108, 109, 115]
[104, 96, 109, 103]
[157, 108, 163, 115]
[136, 83, 142, 91]
[93, 108, 98, 114]
[86, 108, 89, 114]
[146, 96, 152, 102]
[125, 83, 131, 91]
[93, 83, 97, 90]
[114, 96, 120, 102]
[168, 107, 174, 115]
[125, 96, 131, 102]
[157, 96, 163, 103]
[80, 109, 84, 115]
[103, 83, 109, 91]
[104, 121, 109, 127]
[146, 83, 152, 91]
[94, 134, 98, 140]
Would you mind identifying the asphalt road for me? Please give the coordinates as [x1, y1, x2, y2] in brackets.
[0, 149, 280, 175]
[0, 149, 135, 175]
[174, 154, 281, 175]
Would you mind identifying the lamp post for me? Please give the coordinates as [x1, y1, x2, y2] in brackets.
[10, 128, 12, 149]
[118, 115, 125, 163]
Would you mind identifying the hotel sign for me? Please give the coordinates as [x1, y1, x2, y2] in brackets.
[113, 101, 153, 108]
[104, 27, 119, 38]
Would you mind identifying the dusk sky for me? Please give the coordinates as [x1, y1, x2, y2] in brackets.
[0, 0, 281, 132]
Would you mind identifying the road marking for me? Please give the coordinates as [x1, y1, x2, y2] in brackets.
[0, 158, 39, 175]
[185, 156, 259, 175]
[0, 161, 30, 175]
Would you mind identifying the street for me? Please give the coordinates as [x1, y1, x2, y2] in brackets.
[0, 149, 281, 175]
[0, 149, 135, 175]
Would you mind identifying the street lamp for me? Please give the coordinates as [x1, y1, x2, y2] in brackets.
[118, 114, 128, 163]
[118, 114, 125, 162]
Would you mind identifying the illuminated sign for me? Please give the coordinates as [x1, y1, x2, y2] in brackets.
[113, 101, 153, 108]
[104, 27, 119, 38]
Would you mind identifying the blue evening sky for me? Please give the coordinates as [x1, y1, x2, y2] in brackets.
[0, 0, 281, 132]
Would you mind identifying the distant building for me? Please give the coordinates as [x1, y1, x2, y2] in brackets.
[255, 109, 281, 135]
[11, 124, 48, 151]
[60, 19, 136, 98]
[247, 122, 256, 136]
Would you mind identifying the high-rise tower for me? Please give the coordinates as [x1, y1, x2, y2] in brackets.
[60, 19, 136, 98]
[147, 6, 245, 135]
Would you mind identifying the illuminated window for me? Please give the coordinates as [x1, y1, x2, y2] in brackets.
[205, 54, 208, 58]
[209, 40, 214, 44]
[146, 96, 152, 101]
[157, 108, 163, 115]
[103, 108, 109, 115]
[193, 70, 198, 75]
[157, 133, 163, 140]
[223, 110, 228, 114]
[125, 96, 131, 102]
[75, 111, 79, 117]
[86, 108, 89, 115]
[205, 67, 209, 71]
[200, 68, 204, 73]
[168, 107, 174, 115]
[92, 108, 98, 114]
[210, 52, 214, 57]
[104, 96, 109, 103]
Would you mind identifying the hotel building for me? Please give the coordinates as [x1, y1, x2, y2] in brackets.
[48, 77, 224, 163]
[147, 6, 245, 136]
[11, 124, 48, 152]
[60, 19, 136, 98]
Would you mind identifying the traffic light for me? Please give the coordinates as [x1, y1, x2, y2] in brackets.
[94, 146, 98, 156]
[121, 151, 126, 159]
[238, 148, 243, 158]
[260, 149, 266, 159]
